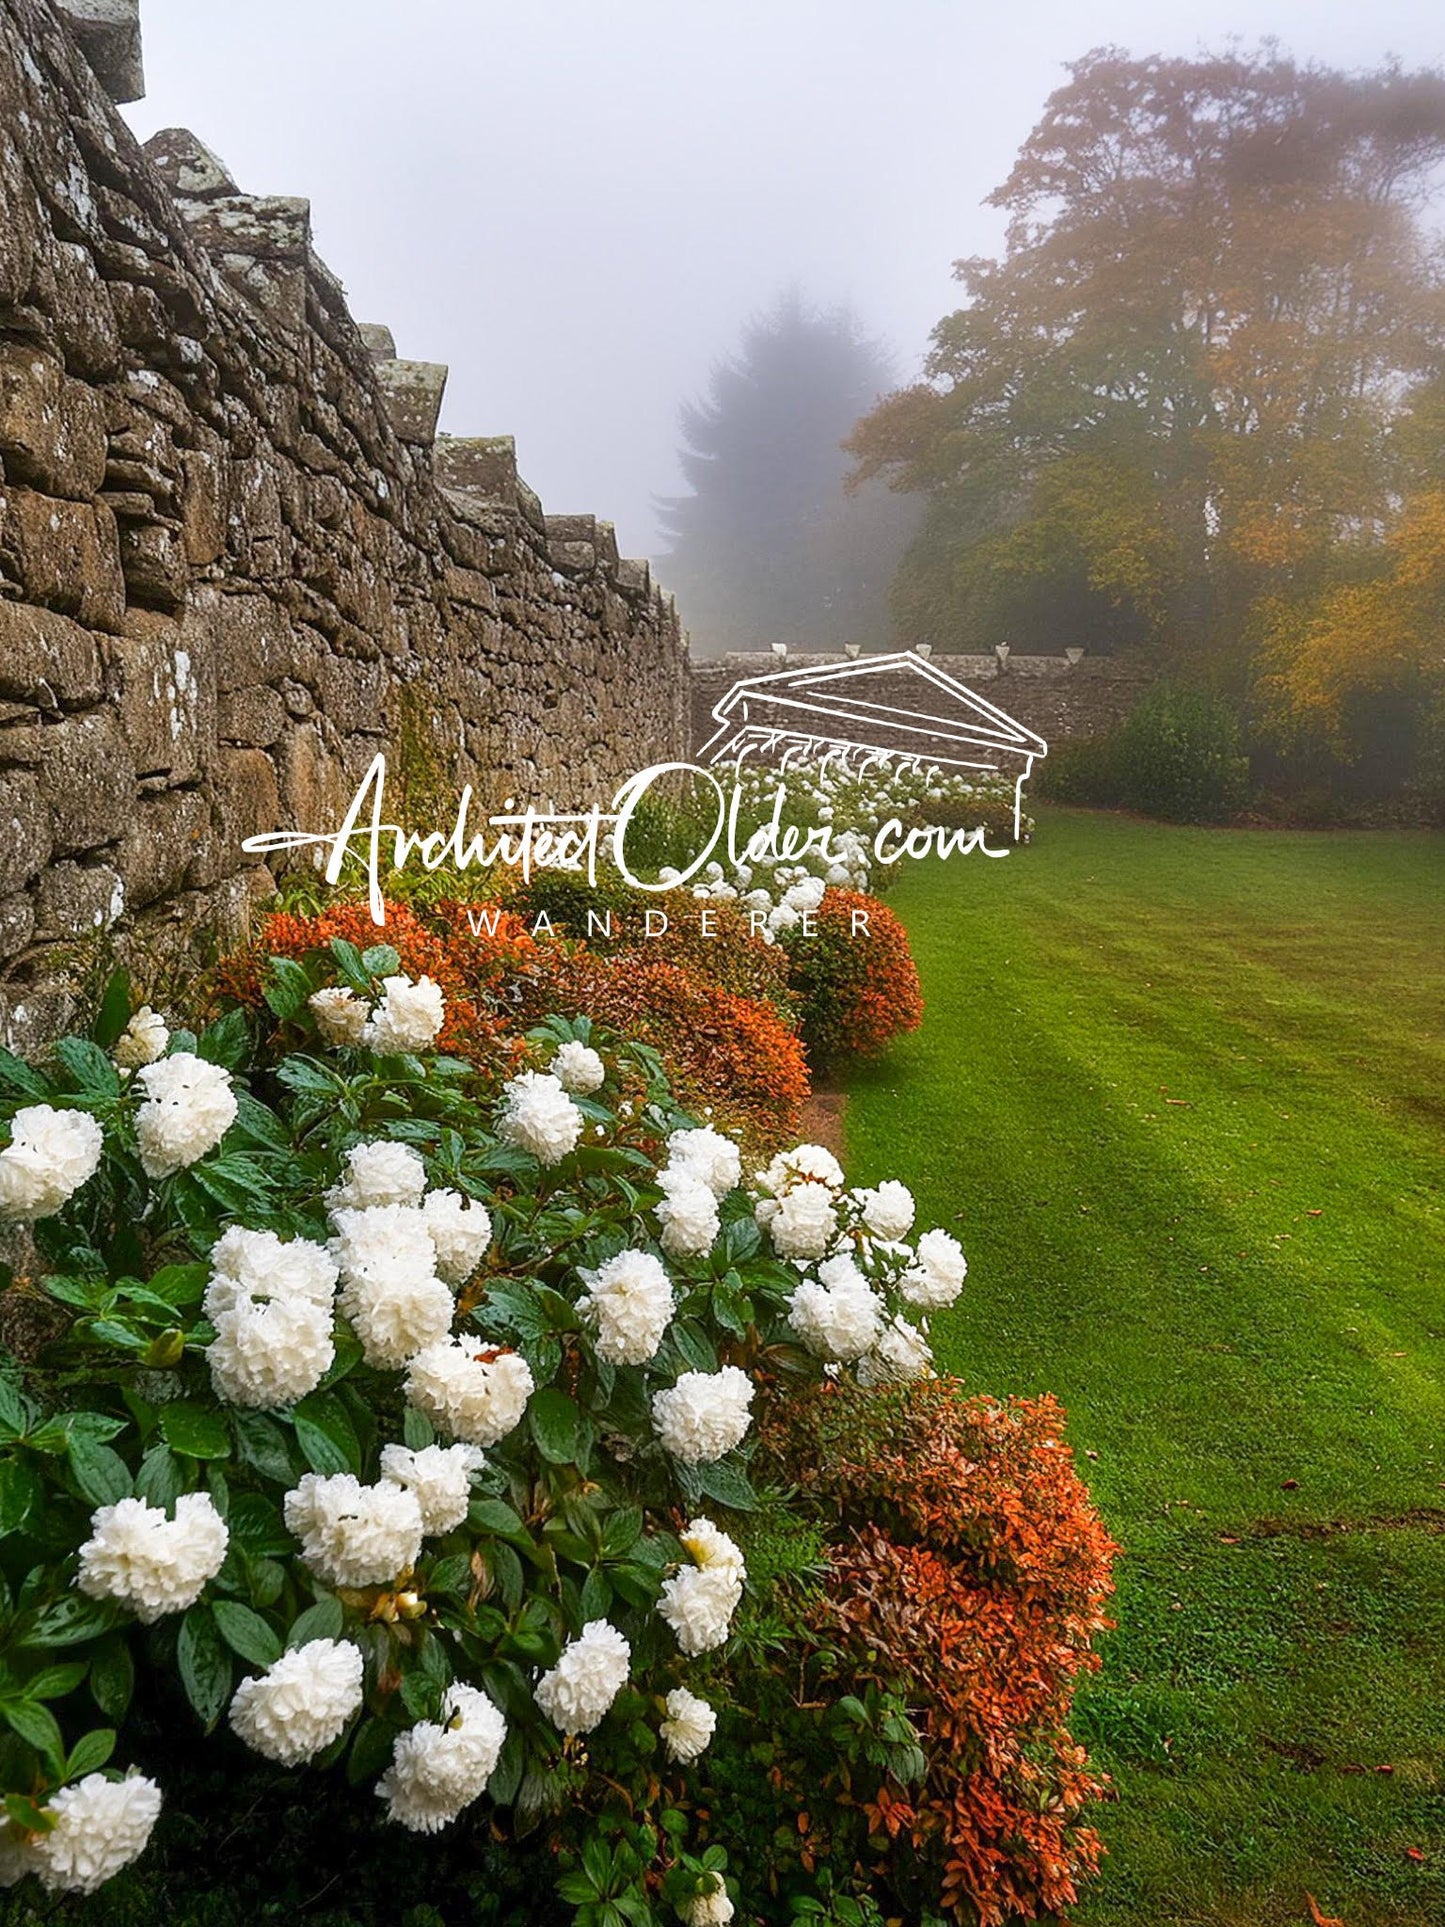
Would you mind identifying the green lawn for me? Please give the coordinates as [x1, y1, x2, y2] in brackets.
[841, 809, 1445, 1927]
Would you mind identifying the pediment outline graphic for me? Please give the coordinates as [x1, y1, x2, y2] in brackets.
[699, 650, 1048, 840]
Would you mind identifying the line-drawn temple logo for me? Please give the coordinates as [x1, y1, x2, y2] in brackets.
[699, 650, 1048, 840]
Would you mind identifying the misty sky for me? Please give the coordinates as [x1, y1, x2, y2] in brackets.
[124, 1, 1444, 570]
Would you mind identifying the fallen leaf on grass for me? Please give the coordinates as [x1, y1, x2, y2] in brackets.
[1306, 1896, 1344, 1926]
[1406, 1846, 1426, 1863]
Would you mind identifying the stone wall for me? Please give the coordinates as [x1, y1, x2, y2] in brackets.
[0, 0, 690, 1050]
[690, 651, 1151, 760]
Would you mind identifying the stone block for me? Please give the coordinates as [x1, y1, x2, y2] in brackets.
[315, 656, 387, 735]
[180, 433, 228, 566]
[117, 519, 187, 611]
[110, 609, 212, 784]
[0, 770, 49, 896]
[45, 242, 122, 381]
[55, 0, 144, 105]
[357, 323, 396, 362]
[33, 860, 123, 939]
[218, 684, 285, 747]
[375, 360, 448, 445]
[0, 488, 124, 631]
[213, 747, 280, 863]
[116, 786, 208, 907]
[615, 557, 651, 597]
[0, 343, 108, 498]
[0, 602, 103, 705]
[177, 194, 310, 262]
[142, 128, 238, 202]
[0, 892, 34, 961]
[26, 709, 134, 855]
[206, 590, 316, 691]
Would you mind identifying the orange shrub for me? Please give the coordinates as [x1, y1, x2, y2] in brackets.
[756, 1379, 1118, 1926]
[781, 888, 923, 1064]
[524, 949, 809, 1153]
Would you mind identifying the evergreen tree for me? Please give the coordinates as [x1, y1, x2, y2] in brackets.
[657, 295, 918, 655]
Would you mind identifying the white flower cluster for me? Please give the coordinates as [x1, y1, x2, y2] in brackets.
[679, 1871, 735, 1927]
[135, 1051, 237, 1179]
[675, 754, 1025, 940]
[577, 1250, 675, 1366]
[379, 1441, 484, 1534]
[751, 1144, 965, 1387]
[114, 1006, 168, 1071]
[283, 1472, 423, 1588]
[650, 1123, 740, 1261]
[652, 1367, 753, 1465]
[204, 1227, 339, 1408]
[405, 1340, 535, 1448]
[77, 1493, 228, 1624]
[535, 1619, 631, 1735]
[0, 1771, 162, 1895]
[552, 1038, 606, 1093]
[379, 1683, 508, 1832]
[498, 1070, 584, 1165]
[309, 973, 446, 1054]
[230, 1639, 365, 1765]
[659, 1517, 745, 1657]
[660, 1685, 716, 1763]
[0, 1104, 103, 1222]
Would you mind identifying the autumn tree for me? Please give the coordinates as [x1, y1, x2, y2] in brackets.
[849, 48, 1445, 668]
[657, 295, 919, 654]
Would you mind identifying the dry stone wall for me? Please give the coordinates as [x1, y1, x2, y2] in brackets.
[0, 0, 690, 1050]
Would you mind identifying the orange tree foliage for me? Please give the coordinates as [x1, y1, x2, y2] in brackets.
[849, 50, 1445, 666]
[780, 888, 923, 1066]
[742, 1379, 1118, 1926]
[1258, 489, 1445, 756]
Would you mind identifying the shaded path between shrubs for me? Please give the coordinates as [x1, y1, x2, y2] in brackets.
[839, 809, 1445, 1927]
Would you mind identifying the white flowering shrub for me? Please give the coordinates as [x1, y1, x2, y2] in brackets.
[674, 755, 1030, 931]
[0, 943, 964, 1920]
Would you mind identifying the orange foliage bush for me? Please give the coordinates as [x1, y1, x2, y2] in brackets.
[214, 898, 809, 1152]
[522, 949, 809, 1153]
[781, 888, 923, 1065]
[761, 1379, 1118, 1925]
[212, 900, 538, 1073]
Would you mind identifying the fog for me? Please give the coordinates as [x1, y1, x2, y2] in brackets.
[124, 0, 1444, 567]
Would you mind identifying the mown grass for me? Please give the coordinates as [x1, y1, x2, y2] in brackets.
[842, 809, 1445, 1927]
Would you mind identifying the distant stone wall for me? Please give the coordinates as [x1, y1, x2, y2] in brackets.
[690, 651, 1151, 760]
[0, 0, 690, 1050]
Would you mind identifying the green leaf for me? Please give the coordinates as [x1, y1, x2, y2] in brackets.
[360, 945, 401, 977]
[0, 1048, 47, 1098]
[287, 1597, 344, 1648]
[177, 1607, 232, 1729]
[292, 1393, 360, 1477]
[0, 1375, 28, 1439]
[145, 1263, 209, 1309]
[88, 1639, 134, 1721]
[231, 1411, 295, 1484]
[402, 1406, 435, 1451]
[5, 1793, 54, 1834]
[67, 1436, 132, 1507]
[52, 1039, 120, 1101]
[21, 1595, 118, 1649]
[212, 1600, 284, 1669]
[159, 1403, 231, 1461]
[579, 1567, 612, 1620]
[694, 1459, 758, 1512]
[25, 1662, 87, 1701]
[469, 1498, 527, 1539]
[263, 957, 317, 1022]
[0, 1697, 65, 1768]
[92, 968, 133, 1050]
[66, 1727, 116, 1779]
[0, 1457, 40, 1535]
[197, 1009, 251, 1069]
[528, 1387, 582, 1466]
[347, 1715, 397, 1786]
[134, 1444, 184, 1510]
